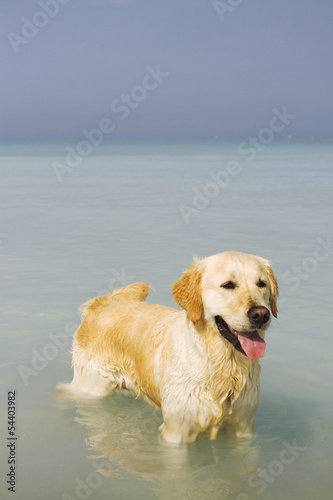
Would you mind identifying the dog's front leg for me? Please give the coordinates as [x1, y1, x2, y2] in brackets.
[159, 397, 204, 444]
[223, 400, 257, 439]
[209, 425, 220, 440]
[159, 392, 221, 444]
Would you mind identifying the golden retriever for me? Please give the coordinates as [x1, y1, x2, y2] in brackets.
[64, 251, 278, 443]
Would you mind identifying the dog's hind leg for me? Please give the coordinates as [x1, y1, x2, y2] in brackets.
[58, 346, 118, 397]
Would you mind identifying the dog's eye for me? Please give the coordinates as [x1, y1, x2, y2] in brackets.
[257, 280, 267, 288]
[221, 281, 236, 290]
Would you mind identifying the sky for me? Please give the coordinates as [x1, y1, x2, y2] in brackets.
[0, 0, 332, 141]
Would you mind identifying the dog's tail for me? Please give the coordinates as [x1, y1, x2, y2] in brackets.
[80, 282, 151, 318]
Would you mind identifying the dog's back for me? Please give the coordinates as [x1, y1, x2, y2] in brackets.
[61, 283, 179, 402]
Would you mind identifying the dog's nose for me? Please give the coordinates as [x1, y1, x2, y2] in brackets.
[247, 306, 270, 328]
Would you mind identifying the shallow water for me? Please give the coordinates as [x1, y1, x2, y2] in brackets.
[1, 140, 332, 499]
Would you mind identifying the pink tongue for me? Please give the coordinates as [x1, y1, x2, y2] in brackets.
[237, 331, 266, 359]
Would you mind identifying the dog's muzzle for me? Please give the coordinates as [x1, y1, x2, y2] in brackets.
[214, 316, 246, 356]
[214, 315, 266, 359]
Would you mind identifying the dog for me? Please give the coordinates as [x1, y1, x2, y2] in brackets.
[64, 251, 278, 443]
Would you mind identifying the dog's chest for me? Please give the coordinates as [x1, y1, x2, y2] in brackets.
[206, 357, 260, 418]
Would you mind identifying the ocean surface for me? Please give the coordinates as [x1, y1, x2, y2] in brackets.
[0, 140, 332, 500]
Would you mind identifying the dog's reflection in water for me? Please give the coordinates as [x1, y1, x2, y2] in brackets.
[59, 390, 260, 499]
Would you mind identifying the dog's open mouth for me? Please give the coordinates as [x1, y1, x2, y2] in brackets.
[215, 316, 266, 359]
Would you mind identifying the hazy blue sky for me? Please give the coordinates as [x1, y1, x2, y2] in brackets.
[1, 0, 332, 141]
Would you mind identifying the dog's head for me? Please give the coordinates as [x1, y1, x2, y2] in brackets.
[172, 251, 278, 360]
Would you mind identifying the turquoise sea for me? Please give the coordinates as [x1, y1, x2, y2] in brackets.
[1, 140, 332, 499]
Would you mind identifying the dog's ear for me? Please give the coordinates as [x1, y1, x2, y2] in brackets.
[258, 257, 279, 318]
[267, 266, 279, 318]
[172, 259, 204, 323]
